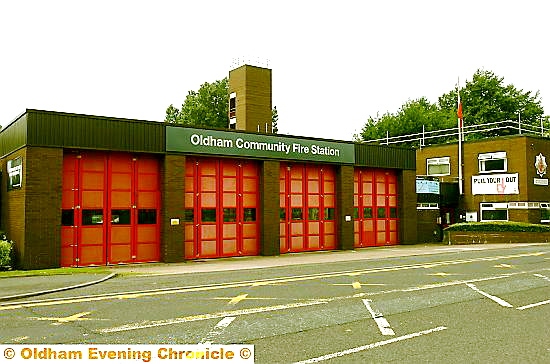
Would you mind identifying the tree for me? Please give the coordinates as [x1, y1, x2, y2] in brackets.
[438, 69, 545, 138]
[358, 69, 546, 144]
[166, 78, 229, 128]
[272, 106, 279, 133]
[356, 98, 455, 146]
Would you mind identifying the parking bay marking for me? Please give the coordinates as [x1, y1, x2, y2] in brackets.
[362, 299, 395, 336]
[292, 326, 447, 364]
[1, 252, 546, 313]
[465, 283, 513, 308]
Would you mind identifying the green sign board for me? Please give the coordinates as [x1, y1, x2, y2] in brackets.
[166, 127, 355, 164]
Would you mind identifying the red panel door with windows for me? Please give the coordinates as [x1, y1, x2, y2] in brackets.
[354, 168, 399, 248]
[61, 152, 160, 266]
[184, 158, 259, 259]
[280, 163, 337, 253]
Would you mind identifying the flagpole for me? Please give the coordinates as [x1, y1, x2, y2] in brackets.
[457, 79, 464, 195]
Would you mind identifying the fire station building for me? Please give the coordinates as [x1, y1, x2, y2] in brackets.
[416, 134, 550, 229]
[0, 65, 417, 270]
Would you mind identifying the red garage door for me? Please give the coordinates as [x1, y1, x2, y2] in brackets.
[61, 152, 160, 266]
[280, 163, 337, 253]
[184, 158, 259, 259]
[354, 168, 399, 247]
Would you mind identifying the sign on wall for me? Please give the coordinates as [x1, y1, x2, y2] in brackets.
[416, 179, 440, 194]
[166, 127, 355, 164]
[7, 156, 22, 190]
[471, 173, 519, 195]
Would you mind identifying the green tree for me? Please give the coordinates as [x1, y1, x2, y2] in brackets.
[272, 106, 279, 133]
[356, 98, 455, 146]
[166, 78, 229, 128]
[439, 69, 545, 138]
[358, 69, 546, 144]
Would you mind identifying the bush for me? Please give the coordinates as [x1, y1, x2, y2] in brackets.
[444, 221, 550, 233]
[0, 240, 13, 268]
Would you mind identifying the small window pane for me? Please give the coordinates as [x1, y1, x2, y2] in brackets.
[363, 207, 373, 218]
[223, 208, 237, 222]
[291, 208, 303, 220]
[111, 210, 131, 224]
[244, 208, 256, 222]
[138, 209, 157, 224]
[62, 209, 74, 226]
[280, 208, 286, 221]
[324, 208, 335, 220]
[308, 208, 320, 220]
[390, 207, 398, 218]
[183, 209, 194, 222]
[82, 210, 104, 225]
[202, 208, 216, 222]
[377, 208, 386, 218]
[353, 208, 359, 219]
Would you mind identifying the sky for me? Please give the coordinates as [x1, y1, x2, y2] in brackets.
[1, 0, 548, 141]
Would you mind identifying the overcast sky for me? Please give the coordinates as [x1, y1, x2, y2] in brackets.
[1, 0, 548, 141]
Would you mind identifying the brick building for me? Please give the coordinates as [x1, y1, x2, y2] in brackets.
[416, 134, 550, 230]
[0, 65, 417, 269]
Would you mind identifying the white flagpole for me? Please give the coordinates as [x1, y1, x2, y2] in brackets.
[457, 79, 463, 195]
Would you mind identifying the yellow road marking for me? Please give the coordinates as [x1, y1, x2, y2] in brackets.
[0, 251, 545, 312]
[352, 282, 362, 289]
[31, 311, 91, 324]
[228, 294, 248, 305]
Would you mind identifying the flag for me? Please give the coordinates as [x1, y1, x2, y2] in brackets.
[457, 89, 464, 140]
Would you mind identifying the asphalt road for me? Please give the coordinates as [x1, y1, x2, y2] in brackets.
[1, 244, 549, 363]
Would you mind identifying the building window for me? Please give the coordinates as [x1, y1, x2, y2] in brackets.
[426, 157, 450, 176]
[541, 203, 550, 223]
[7, 156, 23, 191]
[478, 152, 507, 173]
[480, 203, 508, 221]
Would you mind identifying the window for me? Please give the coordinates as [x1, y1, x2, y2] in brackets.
[7, 156, 22, 190]
[541, 203, 550, 223]
[479, 152, 507, 173]
[223, 208, 237, 222]
[138, 209, 157, 224]
[62, 210, 74, 226]
[308, 208, 319, 220]
[201, 208, 216, 222]
[324, 208, 335, 220]
[426, 157, 450, 176]
[111, 210, 131, 224]
[480, 203, 508, 221]
[291, 208, 303, 220]
[244, 208, 256, 222]
[183, 209, 194, 222]
[82, 210, 104, 225]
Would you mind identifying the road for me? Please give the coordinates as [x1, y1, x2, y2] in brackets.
[1, 244, 549, 363]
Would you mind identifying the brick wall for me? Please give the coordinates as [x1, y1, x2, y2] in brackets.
[260, 160, 280, 255]
[161, 154, 186, 262]
[21, 147, 63, 269]
[337, 165, 354, 250]
[399, 169, 418, 244]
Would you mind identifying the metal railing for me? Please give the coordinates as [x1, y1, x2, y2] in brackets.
[361, 119, 548, 147]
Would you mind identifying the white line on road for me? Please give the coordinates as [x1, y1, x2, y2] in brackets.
[292, 326, 447, 364]
[516, 300, 550, 310]
[534, 273, 550, 282]
[465, 283, 513, 308]
[362, 299, 395, 336]
[199, 316, 236, 344]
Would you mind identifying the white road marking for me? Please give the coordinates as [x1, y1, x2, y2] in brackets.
[465, 283, 513, 308]
[534, 273, 550, 282]
[292, 326, 447, 363]
[362, 299, 395, 336]
[1, 252, 545, 312]
[199, 316, 236, 344]
[101, 299, 329, 333]
[516, 299, 550, 310]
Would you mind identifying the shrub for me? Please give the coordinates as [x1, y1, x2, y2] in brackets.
[0, 240, 13, 268]
[444, 221, 550, 233]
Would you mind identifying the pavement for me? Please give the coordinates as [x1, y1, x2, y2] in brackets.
[0, 243, 543, 302]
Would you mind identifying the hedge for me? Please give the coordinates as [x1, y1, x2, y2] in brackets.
[0, 240, 13, 268]
[444, 221, 550, 233]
